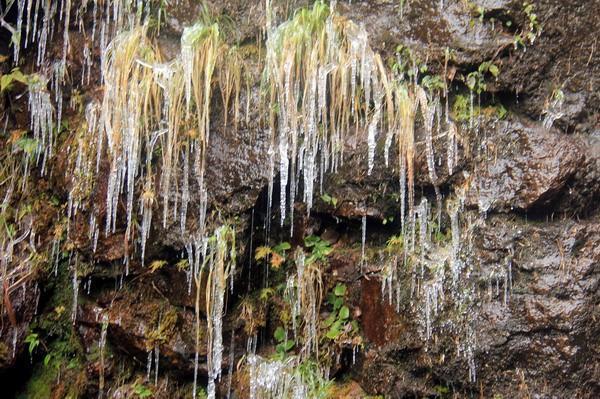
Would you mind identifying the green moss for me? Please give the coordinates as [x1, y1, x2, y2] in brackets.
[452, 94, 472, 122]
[16, 363, 54, 399]
[20, 253, 87, 398]
[147, 307, 179, 348]
[452, 94, 508, 122]
[35, 262, 79, 339]
[17, 339, 85, 399]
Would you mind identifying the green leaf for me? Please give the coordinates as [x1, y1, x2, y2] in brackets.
[176, 259, 189, 271]
[283, 340, 294, 351]
[16, 137, 39, 156]
[496, 104, 508, 119]
[134, 383, 153, 398]
[326, 327, 340, 340]
[339, 305, 350, 320]
[323, 313, 336, 328]
[318, 245, 333, 256]
[333, 283, 347, 297]
[0, 68, 30, 92]
[10, 68, 27, 84]
[488, 64, 500, 78]
[304, 235, 320, 247]
[43, 354, 53, 366]
[273, 241, 291, 254]
[274, 326, 286, 342]
[275, 342, 285, 353]
[326, 320, 343, 340]
[25, 333, 39, 355]
[1, 75, 12, 92]
[326, 292, 336, 306]
[333, 297, 343, 311]
[50, 196, 61, 207]
[276, 339, 294, 354]
[259, 287, 275, 301]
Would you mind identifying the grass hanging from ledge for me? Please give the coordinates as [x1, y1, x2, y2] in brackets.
[263, 0, 392, 230]
[72, 17, 244, 265]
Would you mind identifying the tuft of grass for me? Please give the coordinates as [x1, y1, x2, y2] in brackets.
[72, 16, 245, 263]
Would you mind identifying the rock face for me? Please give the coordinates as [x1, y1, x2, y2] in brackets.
[474, 216, 600, 397]
[466, 117, 585, 213]
[0, 1, 599, 398]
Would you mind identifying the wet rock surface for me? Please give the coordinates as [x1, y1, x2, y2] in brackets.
[466, 116, 584, 213]
[473, 215, 600, 397]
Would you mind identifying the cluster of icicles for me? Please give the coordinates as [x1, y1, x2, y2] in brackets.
[25, 0, 459, 271]
[11, 0, 489, 397]
[247, 355, 312, 399]
[14, 0, 156, 178]
[379, 193, 481, 383]
[263, 0, 459, 236]
[185, 226, 236, 399]
[71, 20, 242, 269]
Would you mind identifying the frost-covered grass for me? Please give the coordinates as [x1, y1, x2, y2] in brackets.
[262, 1, 456, 240]
[72, 16, 244, 265]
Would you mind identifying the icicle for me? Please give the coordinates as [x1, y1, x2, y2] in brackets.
[140, 176, 154, 266]
[469, 91, 474, 130]
[32, 0, 42, 48]
[61, 0, 72, 81]
[71, 256, 79, 324]
[361, 215, 367, 269]
[266, 142, 275, 236]
[180, 147, 190, 233]
[24, 0, 33, 48]
[154, 345, 160, 385]
[449, 201, 462, 284]
[399, 154, 407, 232]
[422, 266, 444, 340]
[181, 24, 200, 112]
[28, 79, 54, 174]
[367, 107, 379, 175]
[193, 349, 200, 399]
[226, 332, 235, 398]
[447, 121, 458, 175]
[34, 283, 40, 313]
[264, 4, 391, 230]
[279, 127, 289, 226]
[13, 0, 25, 63]
[36, 0, 52, 66]
[12, 329, 18, 359]
[98, 314, 109, 399]
[201, 226, 236, 399]
[417, 198, 429, 252]
[247, 355, 302, 399]
[417, 87, 441, 210]
[542, 91, 564, 129]
[466, 325, 477, 382]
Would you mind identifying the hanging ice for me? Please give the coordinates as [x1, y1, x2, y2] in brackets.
[28, 79, 54, 174]
[186, 226, 236, 399]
